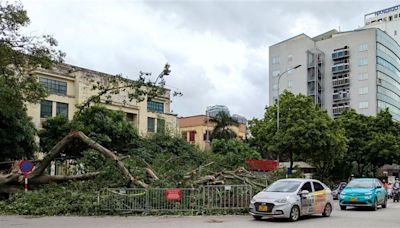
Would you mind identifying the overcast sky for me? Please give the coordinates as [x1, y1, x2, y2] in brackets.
[22, 0, 398, 119]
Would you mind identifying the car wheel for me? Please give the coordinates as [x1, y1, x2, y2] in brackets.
[371, 198, 378, 211]
[340, 205, 346, 210]
[382, 197, 387, 208]
[289, 205, 300, 222]
[253, 215, 262, 221]
[322, 203, 332, 217]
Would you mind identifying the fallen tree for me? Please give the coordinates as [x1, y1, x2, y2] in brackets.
[0, 130, 148, 193]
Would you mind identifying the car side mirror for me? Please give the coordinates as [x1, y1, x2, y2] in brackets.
[300, 190, 309, 197]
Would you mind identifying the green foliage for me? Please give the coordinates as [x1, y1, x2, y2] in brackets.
[250, 91, 348, 180]
[211, 139, 261, 168]
[39, 115, 70, 153]
[0, 1, 63, 161]
[0, 183, 99, 216]
[337, 108, 400, 177]
[210, 112, 239, 140]
[39, 105, 142, 155]
[0, 1, 64, 113]
[72, 106, 142, 154]
[0, 105, 37, 161]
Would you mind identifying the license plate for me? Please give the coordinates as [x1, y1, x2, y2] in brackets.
[350, 198, 358, 202]
[258, 205, 268, 211]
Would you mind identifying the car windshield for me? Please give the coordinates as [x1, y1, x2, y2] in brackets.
[346, 180, 374, 188]
[264, 181, 301, 192]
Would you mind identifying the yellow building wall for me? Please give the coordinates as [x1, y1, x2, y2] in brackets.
[26, 64, 178, 136]
[180, 122, 246, 151]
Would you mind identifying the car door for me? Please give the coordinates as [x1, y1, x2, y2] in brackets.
[312, 181, 328, 213]
[299, 181, 314, 215]
[375, 180, 385, 204]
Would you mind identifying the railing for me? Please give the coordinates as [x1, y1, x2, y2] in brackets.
[99, 185, 253, 213]
[203, 185, 253, 210]
[332, 64, 350, 74]
[332, 49, 349, 60]
[332, 78, 350, 87]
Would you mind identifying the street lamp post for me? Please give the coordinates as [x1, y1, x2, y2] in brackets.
[276, 64, 301, 163]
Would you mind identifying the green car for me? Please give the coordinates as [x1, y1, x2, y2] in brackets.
[339, 178, 387, 211]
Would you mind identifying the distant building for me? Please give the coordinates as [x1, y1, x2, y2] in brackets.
[364, 4, 400, 45]
[26, 63, 178, 135]
[269, 27, 400, 120]
[269, 5, 400, 120]
[178, 115, 247, 150]
[232, 114, 248, 124]
[206, 105, 230, 118]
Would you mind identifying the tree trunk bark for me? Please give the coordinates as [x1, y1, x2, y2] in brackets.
[0, 130, 148, 191]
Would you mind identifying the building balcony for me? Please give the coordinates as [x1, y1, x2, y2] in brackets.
[332, 49, 349, 60]
[333, 93, 350, 102]
[332, 78, 350, 87]
[332, 63, 350, 74]
[332, 103, 350, 116]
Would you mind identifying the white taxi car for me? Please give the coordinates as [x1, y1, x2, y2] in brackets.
[249, 178, 334, 222]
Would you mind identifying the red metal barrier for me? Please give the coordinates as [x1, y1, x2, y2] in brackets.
[246, 160, 278, 171]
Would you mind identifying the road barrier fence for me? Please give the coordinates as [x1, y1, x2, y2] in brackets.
[98, 185, 253, 213]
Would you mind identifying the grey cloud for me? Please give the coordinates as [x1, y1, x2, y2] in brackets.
[145, 1, 398, 46]
[22, 0, 400, 119]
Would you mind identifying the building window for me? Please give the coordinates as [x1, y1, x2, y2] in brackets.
[126, 113, 134, 122]
[39, 77, 67, 95]
[272, 84, 278, 91]
[203, 130, 211, 141]
[395, 30, 398, 36]
[358, 73, 368, 81]
[147, 117, 155, 132]
[359, 101, 369, 109]
[288, 80, 293, 88]
[157, 118, 165, 134]
[288, 54, 293, 62]
[147, 100, 164, 113]
[359, 43, 368, 52]
[189, 131, 196, 142]
[287, 68, 293, 75]
[358, 57, 368, 66]
[181, 132, 187, 141]
[56, 102, 68, 118]
[272, 70, 280, 77]
[40, 100, 53, 118]
[359, 87, 368, 95]
[272, 56, 280, 65]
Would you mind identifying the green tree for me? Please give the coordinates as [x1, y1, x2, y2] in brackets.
[365, 109, 400, 176]
[250, 91, 348, 174]
[39, 106, 142, 156]
[0, 106, 37, 161]
[337, 109, 400, 177]
[337, 109, 371, 176]
[210, 112, 239, 140]
[211, 139, 261, 168]
[0, 2, 63, 161]
[303, 115, 348, 182]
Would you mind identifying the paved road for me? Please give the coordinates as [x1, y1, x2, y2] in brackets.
[1, 201, 400, 228]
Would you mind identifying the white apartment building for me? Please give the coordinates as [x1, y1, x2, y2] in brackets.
[269, 6, 400, 120]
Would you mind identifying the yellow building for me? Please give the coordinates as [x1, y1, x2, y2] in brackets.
[178, 115, 247, 151]
[26, 63, 178, 136]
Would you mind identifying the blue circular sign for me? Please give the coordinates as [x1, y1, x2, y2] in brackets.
[19, 160, 34, 174]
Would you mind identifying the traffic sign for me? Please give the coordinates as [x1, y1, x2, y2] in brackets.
[19, 160, 34, 192]
[19, 160, 34, 174]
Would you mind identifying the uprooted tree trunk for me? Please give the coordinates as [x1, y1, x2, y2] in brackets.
[0, 130, 148, 193]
